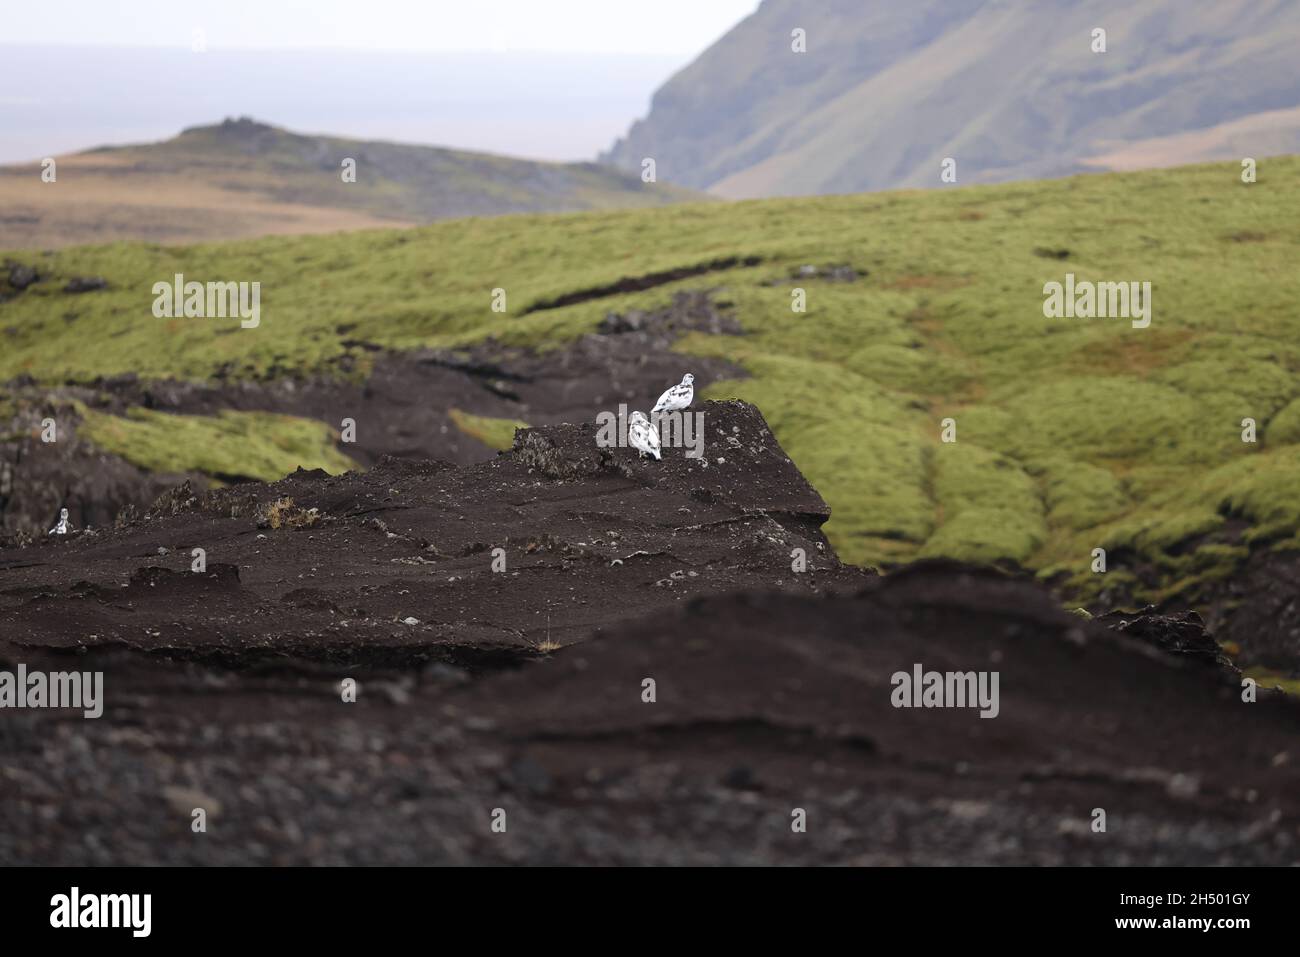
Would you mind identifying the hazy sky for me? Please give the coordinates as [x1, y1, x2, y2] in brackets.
[5, 0, 759, 54]
[1, 1, 759, 163]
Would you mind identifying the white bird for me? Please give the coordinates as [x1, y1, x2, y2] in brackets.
[49, 507, 70, 535]
[627, 410, 661, 460]
[652, 373, 694, 414]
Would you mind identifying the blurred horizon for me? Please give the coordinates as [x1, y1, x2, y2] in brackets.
[0, 44, 693, 164]
[0, 0, 759, 164]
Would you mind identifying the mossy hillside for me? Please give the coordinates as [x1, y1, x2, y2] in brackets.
[4, 156, 1300, 600]
[77, 406, 360, 483]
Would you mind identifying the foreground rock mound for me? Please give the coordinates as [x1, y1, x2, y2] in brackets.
[0, 400, 863, 662]
[1, 402, 1296, 865]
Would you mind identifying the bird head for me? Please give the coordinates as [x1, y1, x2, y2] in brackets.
[629, 411, 648, 424]
[682, 373, 695, 385]
[60, 508, 69, 519]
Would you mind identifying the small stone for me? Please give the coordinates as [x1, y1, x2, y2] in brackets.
[376, 682, 411, 706]
[1166, 773, 1200, 799]
[507, 756, 553, 796]
[63, 276, 109, 293]
[163, 785, 221, 818]
[7, 263, 38, 289]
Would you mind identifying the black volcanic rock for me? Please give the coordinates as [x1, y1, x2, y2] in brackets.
[1096, 607, 1235, 671]
[1, 402, 1297, 866]
[62, 276, 108, 293]
[5, 260, 37, 291]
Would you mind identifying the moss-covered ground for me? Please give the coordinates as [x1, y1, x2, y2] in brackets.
[4, 156, 1299, 601]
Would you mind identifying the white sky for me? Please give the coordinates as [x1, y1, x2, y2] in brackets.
[5, 0, 760, 54]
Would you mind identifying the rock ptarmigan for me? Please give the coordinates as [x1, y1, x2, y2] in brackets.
[49, 507, 70, 535]
[627, 410, 662, 460]
[652, 373, 694, 414]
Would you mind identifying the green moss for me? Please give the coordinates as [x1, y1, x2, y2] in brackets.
[920, 508, 1045, 565]
[1151, 357, 1295, 417]
[1266, 397, 1300, 444]
[5, 155, 1300, 602]
[1246, 669, 1300, 696]
[920, 443, 1046, 564]
[448, 408, 529, 451]
[1030, 455, 1130, 531]
[79, 406, 359, 482]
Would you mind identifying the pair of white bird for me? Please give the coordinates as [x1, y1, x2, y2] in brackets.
[628, 373, 694, 461]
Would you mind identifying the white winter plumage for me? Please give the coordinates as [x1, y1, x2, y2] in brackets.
[627, 411, 661, 460]
[652, 373, 694, 414]
[49, 507, 70, 535]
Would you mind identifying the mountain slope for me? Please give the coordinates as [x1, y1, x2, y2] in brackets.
[602, 0, 1300, 196]
[0, 117, 703, 248]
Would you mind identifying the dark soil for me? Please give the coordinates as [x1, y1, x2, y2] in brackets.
[0, 290, 746, 535]
[523, 258, 762, 312]
[2, 400, 847, 661]
[1194, 549, 1300, 672]
[2, 400, 1297, 865]
[0, 387, 197, 539]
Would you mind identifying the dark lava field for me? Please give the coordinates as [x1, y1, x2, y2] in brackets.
[1, 399, 1297, 864]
